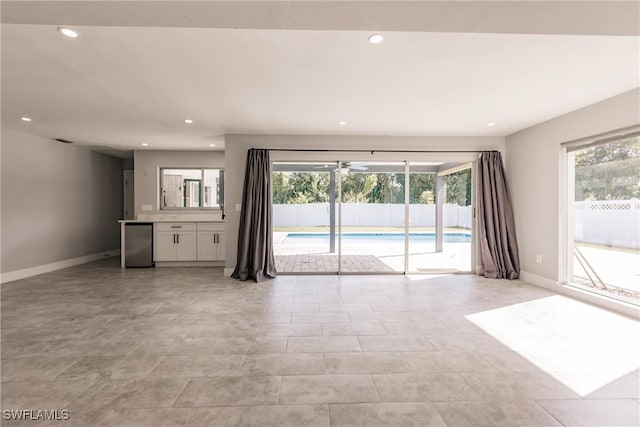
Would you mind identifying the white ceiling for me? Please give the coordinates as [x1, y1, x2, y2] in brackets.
[1, 15, 638, 152]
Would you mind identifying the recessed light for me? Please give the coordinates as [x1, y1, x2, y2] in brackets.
[141, 143, 148, 146]
[368, 34, 384, 44]
[184, 119, 193, 124]
[20, 117, 32, 122]
[209, 144, 216, 147]
[58, 27, 79, 38]
[488, 122, 496, 127]
[339, 121, 347, 126]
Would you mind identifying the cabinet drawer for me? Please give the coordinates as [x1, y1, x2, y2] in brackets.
[197, 222, 224, 232]
[156, 222, 196, 232]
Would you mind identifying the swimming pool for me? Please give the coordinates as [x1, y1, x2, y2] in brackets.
[283, 232, 471, 243]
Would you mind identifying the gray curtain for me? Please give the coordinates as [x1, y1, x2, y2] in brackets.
[232, 149, 277, 282]
[477, 151, 520, 279]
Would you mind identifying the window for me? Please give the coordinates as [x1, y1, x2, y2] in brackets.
[160, 168, 224, 209]
[564, 129, 639, 304]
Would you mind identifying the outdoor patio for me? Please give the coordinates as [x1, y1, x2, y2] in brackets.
[573, 244, 640, 301]
[273, 230, 472, 274]
[275, 254, 394, 273]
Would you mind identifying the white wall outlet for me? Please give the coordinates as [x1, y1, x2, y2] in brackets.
[141, 204, 153, 211]
[235, 203, 242, 212]
[536, 254, 543, 264]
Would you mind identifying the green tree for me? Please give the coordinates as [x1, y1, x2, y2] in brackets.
[409, 174, 436, 204]
[341, 173, 378, 203]
[419, 190, 434, 204]
[574, 137, 640, 201]
[368, 173, 404, 203]
[272, 172, 330, 204]
[272, 172, 290, 204]
[444, 169, 472, 206]
[273, 168, 474, 206]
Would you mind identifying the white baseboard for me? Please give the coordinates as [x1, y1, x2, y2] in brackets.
[155, 261, 224, 268]
[0, 249, 120, 284]
[519, 270, 559, 290]
[519, 270, 639, 319]
[224, 268, 234, 277]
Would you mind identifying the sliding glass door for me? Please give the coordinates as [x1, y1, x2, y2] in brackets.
[407, 162, 472, 273]
[339, 162, 406, 273]
[565, 134, 639, 303]
[272, 162, 339, 273]
[272, 158, 475, 274]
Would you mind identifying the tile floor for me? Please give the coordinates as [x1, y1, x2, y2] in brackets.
[1, 259, 639, 426]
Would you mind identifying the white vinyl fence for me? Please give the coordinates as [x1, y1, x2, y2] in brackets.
[273, 203, 472, 229]
[574, 199, 639, 249]
[275, 199, 640, 249]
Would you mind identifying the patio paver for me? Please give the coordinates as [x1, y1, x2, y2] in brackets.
[275, 255, 394, 273]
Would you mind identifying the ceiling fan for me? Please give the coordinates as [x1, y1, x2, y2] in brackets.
[314, 162, 369, 172]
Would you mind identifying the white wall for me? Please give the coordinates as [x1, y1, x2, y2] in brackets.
[225, 134, 505, 270]
[505, 88, 640, 283]
[1, 127, 123, 275]
[133, 150, 224, 216]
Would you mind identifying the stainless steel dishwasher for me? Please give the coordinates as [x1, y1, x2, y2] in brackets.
[125, 223, 154, 267]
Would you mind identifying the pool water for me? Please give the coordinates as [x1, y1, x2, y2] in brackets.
[283, 232, 471, 243]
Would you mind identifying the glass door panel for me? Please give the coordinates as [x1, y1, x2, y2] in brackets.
[407, 162, 437, 272]
[408, 162, 472, 273]
[272, 162, 339, 273]
[566, 136, 640, 303]
[339, 161, 406, 273]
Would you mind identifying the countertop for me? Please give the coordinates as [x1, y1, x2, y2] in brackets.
[119, 219, 225, 223]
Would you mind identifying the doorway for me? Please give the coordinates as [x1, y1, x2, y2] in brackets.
[123, 170, 134, 220]
[272, 159, 474, 274]
[272, 162, 339, 273]
[339, 161, 406, 273]
[408, 162, 473, 273]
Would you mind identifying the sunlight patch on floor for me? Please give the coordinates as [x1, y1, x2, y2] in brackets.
[465, 295, 640, 396]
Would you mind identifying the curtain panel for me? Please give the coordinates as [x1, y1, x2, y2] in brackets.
[232, 149, 277, 282]
[477, 151, 520, 279]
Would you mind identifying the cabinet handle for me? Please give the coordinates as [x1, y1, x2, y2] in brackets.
[177, 234, 180, 244]
[171, 225, 182, 229]
[215, 234, 218, 244]
[173, 234, 176, 244]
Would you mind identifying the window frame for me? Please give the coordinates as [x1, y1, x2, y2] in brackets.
[560, 125, 640, 303]
[159, 167, 224, 210]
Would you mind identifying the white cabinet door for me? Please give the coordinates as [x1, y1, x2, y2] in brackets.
[157, 223, 221, 262]
[176, 232, 197, 261]
[196, 232, 225, 261]
[215, 232, 225, 261]
[156, 232, 177, 261]
[197, 232, 217, 261]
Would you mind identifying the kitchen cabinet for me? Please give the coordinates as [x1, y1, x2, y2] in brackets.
[121, 219, 225, 268]
[155, 223, 197, 261]
[197, 222, 225, 261]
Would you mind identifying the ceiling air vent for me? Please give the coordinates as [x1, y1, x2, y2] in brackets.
[54, 138, 73, 144]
